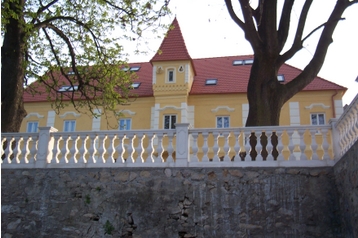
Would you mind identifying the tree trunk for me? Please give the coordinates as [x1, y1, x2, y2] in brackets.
[245, 56, 284, 127]
[1, 0, 27, 132]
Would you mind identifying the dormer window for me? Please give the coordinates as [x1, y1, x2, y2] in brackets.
[244, 59, 254, 65]
[233, 60, 243, 66]
[131, 82, 141, 89]
[277, 74, 285, 82]
[67, 71, 75, 75]
[122, 66, 141, 72]
[130, 66, 140, 72]
[58, 85, 78, 92]
[205, 79, 217, 85]
[167, 68, 175, 83]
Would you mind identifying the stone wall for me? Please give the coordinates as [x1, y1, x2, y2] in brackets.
[2, 166, 342, 238]
[334, 140, 358, 238]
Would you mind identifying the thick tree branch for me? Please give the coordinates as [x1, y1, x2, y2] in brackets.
[225, 0, 261, 49]
[278, 0, 313, 66]
[277, 0, 295, 52]
[283, 0, 353, 102]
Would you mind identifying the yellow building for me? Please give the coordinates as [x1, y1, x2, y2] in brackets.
[21, 18, 346, 133]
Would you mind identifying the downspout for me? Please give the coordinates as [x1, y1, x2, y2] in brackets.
[331, 90, 338, 118]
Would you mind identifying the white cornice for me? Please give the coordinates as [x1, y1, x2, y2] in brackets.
[59, 111, 81, 118]
[25, 113, 44, 119]
[158, 105, 183, 111]
[211, 106, 235, 113]
[118, 109, 136, 116]
[305, 103, 330, 110]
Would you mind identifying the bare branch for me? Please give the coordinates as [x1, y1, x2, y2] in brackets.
[278, 0, 313, 65]
[277, 0, 295, 52]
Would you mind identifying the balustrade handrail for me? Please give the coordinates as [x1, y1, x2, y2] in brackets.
[190, 125, 332, 133]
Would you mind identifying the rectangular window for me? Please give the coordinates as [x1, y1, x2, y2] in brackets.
[27, 121, 38, 133]
[216, 116, 230, 128]
[311, 113, 325, 125]
[164, 115, 176, 129]
[119, 119, 131, 130]
[168, 69, 174, 82]
[64, 120, 76, 132]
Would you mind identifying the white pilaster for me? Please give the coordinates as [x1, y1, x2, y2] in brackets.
[289, 102, 300, 125]
[181, 102, 188, 123]
[47, 111, 56, 127]
[152, 66, 157, 84]
[242, 104, 249, 126]
[92, 109, 101, 131]
[334, 100, 344, 118]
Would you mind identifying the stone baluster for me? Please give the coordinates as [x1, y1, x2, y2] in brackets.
[244, 130, 251, 161]
[256, 132, 263, 161]
[233, 131, 241, 161]
[87, 134, 98, 163]
[202, 132, 209, 162]
[145, 133, 154, 163]
[212, 131, 220, 162]
[276, 130, 284, 161]
[61, 136, 71, 164]
[97, 134, 108, 163]
[222, 131, 231, 161]
[136, 134, 146, 163]
[12, 135, 23, 164]
[2, 137, 15, 164]
[321, 128, 330, 160]
[69, 135, 80, 164]
[309, 129, 319, 160]
[115, 135, 126, 163]
[78, 135, 89, 163]
[22, 135, 32, 164]
[52, 134, 62, 163]
[0, 137, 6, 161]
[191, 132, 199, 162]
[125, 134, 135, 163]
[297, 129, 306, 161]
[106, 134, 116, 163]
[156, 133, 164, 163]
[266, 130, 274, 161]
[167, 132, 174, 162]
[287, 130, 296, 161]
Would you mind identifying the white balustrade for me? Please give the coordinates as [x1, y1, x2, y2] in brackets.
[1, 93, 357, 169]
[332, 93, 358, 158]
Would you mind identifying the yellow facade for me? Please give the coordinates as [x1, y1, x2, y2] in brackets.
[21, 87, 345, 132]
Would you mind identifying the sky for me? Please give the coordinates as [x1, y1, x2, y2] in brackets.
[124, 0, 358, 106]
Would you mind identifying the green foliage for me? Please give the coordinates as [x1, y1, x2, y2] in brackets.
[1, 0, 171, 122]
[104, 220, 115, 235]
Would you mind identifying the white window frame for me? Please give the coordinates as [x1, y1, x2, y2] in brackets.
[310, 113, 325, 125]
[64, 120, 76, 132]
[167, 68, 176, 83]
[164, 115, 176, 129]
[119, 118, 132, 131]
[27, 121, 39, 133]
[216, 116, 230, 128]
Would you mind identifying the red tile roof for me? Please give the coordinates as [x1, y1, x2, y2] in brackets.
[150, 17, 192, 62]
[23, 18, 346, 103]
[23, 56, 346, 102]
[189, 55, 346, 95]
